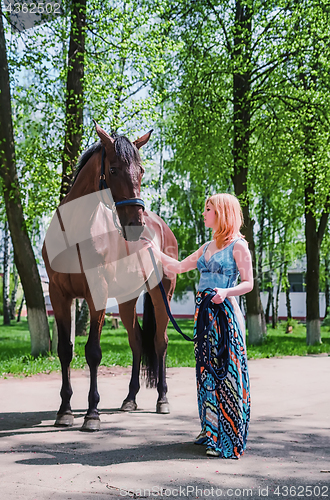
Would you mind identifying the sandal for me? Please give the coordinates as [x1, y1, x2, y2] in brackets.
[206, 448, 220, 457]
[194, 431, 207, 445]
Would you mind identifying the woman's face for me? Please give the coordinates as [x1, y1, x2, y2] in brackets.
[203, 202, 217, 230]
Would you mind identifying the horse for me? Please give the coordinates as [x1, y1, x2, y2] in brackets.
[42, 121, 178, 431]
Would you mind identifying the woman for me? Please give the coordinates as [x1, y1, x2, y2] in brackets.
[146, 193, 253, 458]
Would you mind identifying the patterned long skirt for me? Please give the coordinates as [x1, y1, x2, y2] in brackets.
[194, 290, 251, 459]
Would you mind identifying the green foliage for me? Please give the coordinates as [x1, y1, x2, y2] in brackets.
[2, 0, 175, 236]
[322, 315, 330, 328]
[285, 317, 299, 330]
[83, 0, 171, 136]
[148, 0, 330, 329]
[0, 316, 329, 377]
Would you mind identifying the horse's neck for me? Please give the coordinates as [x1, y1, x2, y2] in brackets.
[65, 154, 100, 203]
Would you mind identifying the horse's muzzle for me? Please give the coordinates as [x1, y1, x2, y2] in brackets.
[123, 224, 145, 242]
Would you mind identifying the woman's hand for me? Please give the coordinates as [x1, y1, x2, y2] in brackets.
[140, 236, 163, 262]
[140, 237, 203, 276]
[212, 288, 228, 304]
[140, 236, 153, 249]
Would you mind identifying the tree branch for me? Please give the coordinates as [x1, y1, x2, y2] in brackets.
[251, 1, 293, 53]
[205, 0, 232, 54]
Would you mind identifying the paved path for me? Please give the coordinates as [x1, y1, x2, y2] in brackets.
[0, 356, 329, 499]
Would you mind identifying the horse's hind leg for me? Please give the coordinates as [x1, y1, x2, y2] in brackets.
[81, 299, 104, 431]
[118, 298, 141, 411]
[51, 291, 75, 427]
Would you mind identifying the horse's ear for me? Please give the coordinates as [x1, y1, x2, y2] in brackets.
[133, 130, 153, 149]
[93, 120, 115, 147]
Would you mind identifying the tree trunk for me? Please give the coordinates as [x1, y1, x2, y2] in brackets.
[232, 0, 266, 345]
[75, 298, 89, 336]
[286, 284, 292, 320]
[265, 281, 272, 324]
[257, 196, 266, 290]
[274, 264, 283, 329]
[10, 263, 19, 320]
[48, 0, 86, 352]
[324, 251, 330, 318]
[234, 181, 266, 344]
[157, 145, 164, 216]
[271, 287, 276, 329]
[17, 294, 25, 323]
[300, 50, 329, 344]
[51, 318, 58, 354]
[60, 0, 86, 200]
[305, 198, 322, 345]
[304, 157, 329, 345]
[0, 14, 50, 355]
[2, 220, 11, 325]
[285, 264, 292, 320]
[266, 243, 275, 325]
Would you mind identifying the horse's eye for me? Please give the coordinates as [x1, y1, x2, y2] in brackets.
[110, 167, 117, 175]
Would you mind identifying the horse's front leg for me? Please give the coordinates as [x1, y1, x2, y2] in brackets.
[81, 302, 104, 432]
[51, 293, 75, 427]
[118, 299, 141, 411]
[152, 281, 173, 414]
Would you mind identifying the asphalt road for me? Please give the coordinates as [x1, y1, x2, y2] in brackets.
[0, 356, 329, 500]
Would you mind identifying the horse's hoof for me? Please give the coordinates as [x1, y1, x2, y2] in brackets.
[120, 399, 137, 412]
[54, 412, 74, 427]
[80, 416, 100, 432]
[156, 401, 170, 414]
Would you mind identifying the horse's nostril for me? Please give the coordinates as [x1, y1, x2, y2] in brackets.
[128, 221, 143, 226]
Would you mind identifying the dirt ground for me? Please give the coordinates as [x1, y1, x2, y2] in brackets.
[0, 356, 329, 499]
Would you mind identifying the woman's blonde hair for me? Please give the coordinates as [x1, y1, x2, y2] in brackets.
[206, 193, 244, 249]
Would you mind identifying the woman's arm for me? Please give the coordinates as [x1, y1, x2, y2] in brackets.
[145, 240, 206, 275]
[212, 239, 254, 304]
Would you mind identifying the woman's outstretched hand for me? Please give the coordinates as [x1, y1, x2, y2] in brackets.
[140, 237, 162, 260]
[212, 288, 228, 304]
[140, 236, 153, 249]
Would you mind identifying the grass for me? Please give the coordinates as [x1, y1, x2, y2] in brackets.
[247, 320, 330, 359]
[0, 316, 329, 377]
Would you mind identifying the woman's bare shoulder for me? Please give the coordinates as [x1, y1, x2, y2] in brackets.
[234, 238, 248, 247]
[233, 238, 249, 254]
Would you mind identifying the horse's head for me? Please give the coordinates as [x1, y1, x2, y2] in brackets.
[94, 121, 152, 241]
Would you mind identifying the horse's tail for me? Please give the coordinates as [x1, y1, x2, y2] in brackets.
[141, 291, 158, 388]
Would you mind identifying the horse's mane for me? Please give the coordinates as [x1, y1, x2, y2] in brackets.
[71, 134, 141, 189]
[72, 141, 102, 186]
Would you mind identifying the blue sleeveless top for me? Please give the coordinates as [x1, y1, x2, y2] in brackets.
[197, 239, 241, 292]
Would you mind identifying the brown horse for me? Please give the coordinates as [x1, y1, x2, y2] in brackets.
[42, 122, 177, 431]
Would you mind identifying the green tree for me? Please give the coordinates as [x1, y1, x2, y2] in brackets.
[152, 0, 330, 344]
[277, 0, 330, 344]
[0, 10, 50, 355]
[154, 0, 298, 343]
